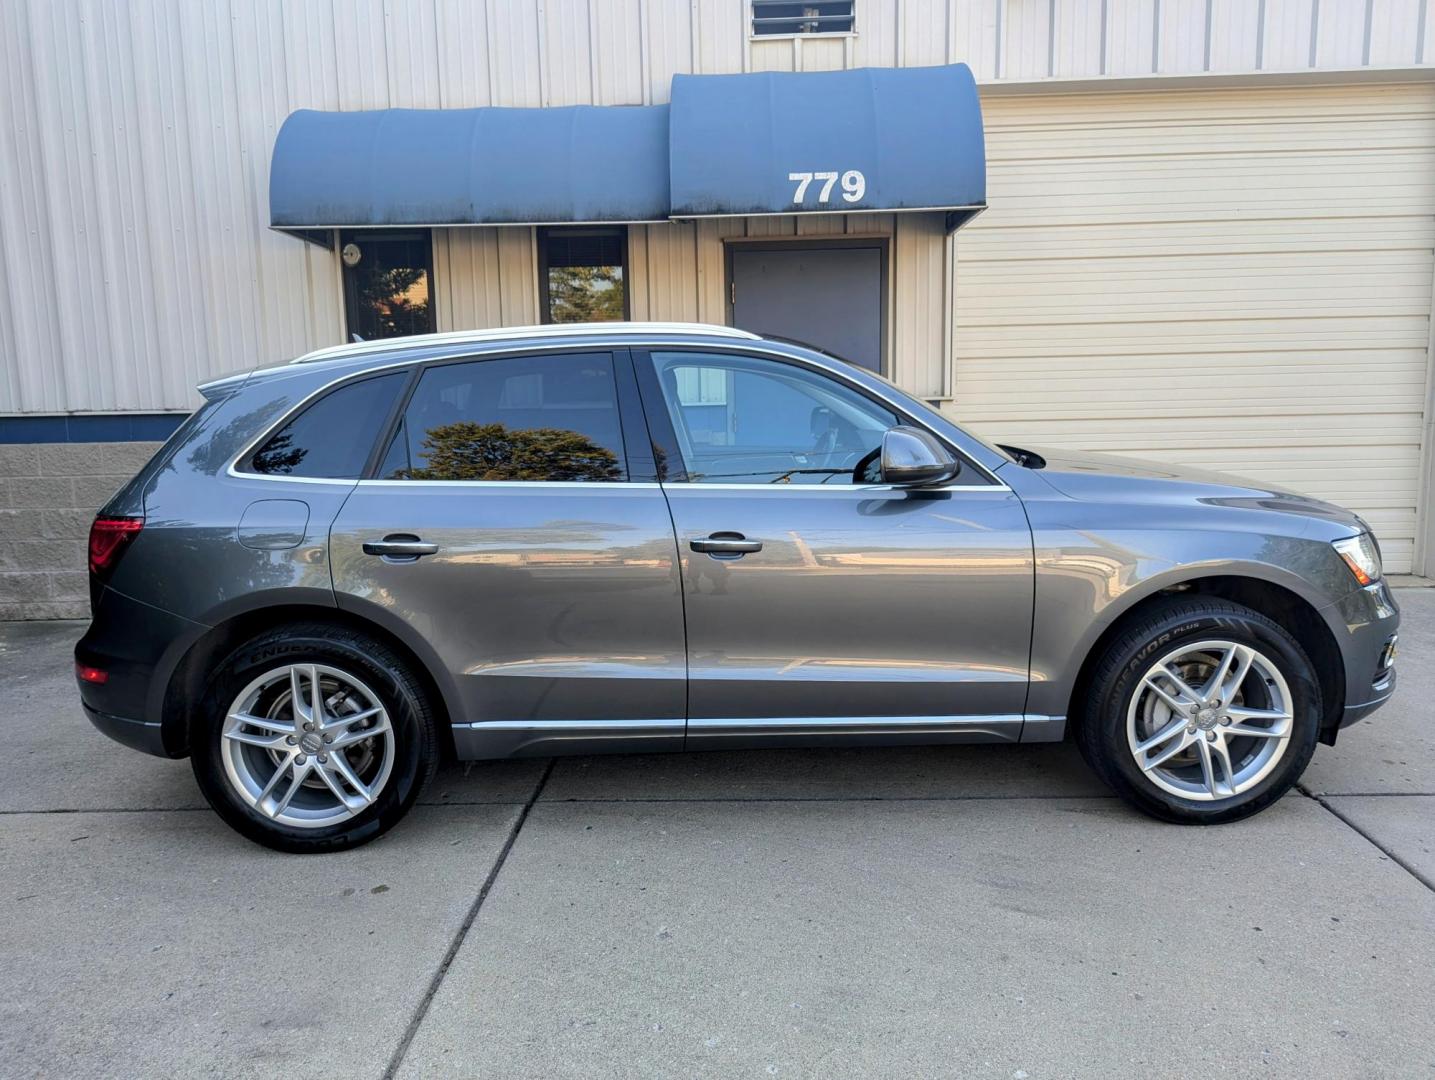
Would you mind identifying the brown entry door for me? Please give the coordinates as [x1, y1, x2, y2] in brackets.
[729, 244, 884, 372]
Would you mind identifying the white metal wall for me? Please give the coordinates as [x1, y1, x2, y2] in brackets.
[955, 81, 1435, 572]
[2, 0, 1432, 416]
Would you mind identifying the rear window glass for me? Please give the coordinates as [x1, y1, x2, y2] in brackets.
[249, 373, 405, 479]
[378, 352, 626, 482]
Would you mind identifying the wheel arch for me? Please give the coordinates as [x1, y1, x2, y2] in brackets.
[1064, 573, 1345, 746]
[160, 600, 460, 759]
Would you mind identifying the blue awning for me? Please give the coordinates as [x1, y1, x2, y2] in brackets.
[669, 64, 985, 231]
[269, 64, 985, 235]
[270, 105, 671, 228]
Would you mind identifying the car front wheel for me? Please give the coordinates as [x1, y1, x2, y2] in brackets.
[1076, 597, 1322, 824]
[191, 623, 438, 852]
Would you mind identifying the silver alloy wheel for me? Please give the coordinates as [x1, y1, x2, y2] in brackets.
[1126, 639, 1294, 802]
[221, 663, 395, 828]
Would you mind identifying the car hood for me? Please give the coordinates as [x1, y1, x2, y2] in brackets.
[1006, 445, 1366, 532]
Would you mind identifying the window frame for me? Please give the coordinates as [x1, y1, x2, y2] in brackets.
[631, 346, 996, 488]
[338, 228, 438, 342]
[363, 347, 653, 485]
[537, 226, 631, 325]
[229, 342, 1004, 489]
[235, 370, 414, 482]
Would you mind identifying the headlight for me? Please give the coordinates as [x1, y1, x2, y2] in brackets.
[1333, 533, 1383, 586]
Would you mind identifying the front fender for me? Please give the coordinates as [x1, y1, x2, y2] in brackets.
[1025, 530, 1353, 721]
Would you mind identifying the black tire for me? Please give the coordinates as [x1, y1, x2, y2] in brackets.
[191, 623, 439, 853]
[1075, 597, 1321, 824]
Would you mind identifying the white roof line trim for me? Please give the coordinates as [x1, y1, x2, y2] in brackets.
[288, 322, 758, 365]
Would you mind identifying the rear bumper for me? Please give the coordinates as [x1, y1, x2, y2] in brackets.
[82, 702, 168, 757]
[74, 586, 206, 758]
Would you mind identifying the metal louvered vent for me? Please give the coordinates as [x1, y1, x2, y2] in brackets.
[752, 1, 855, 37]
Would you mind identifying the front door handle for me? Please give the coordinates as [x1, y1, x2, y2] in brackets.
[362, 535, 439, 560]
[690, 532, 762, 557]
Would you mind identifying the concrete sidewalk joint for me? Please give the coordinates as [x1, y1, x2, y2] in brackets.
[1299, 784, 1435, 893]
[381, 759, 556, 1080]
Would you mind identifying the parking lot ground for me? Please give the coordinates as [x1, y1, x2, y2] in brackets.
[2, 590, 1433, 1079]
[400, 797, 1435, 1080]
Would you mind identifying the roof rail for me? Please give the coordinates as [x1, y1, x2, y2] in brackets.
[289, 321, 759, 365]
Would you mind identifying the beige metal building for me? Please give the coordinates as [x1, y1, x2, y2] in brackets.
[1, 0, 1434, 619]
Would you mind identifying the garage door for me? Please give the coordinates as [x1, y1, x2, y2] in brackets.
[953, 82, 1435, 573]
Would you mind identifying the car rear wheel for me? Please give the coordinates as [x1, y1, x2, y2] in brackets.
[1076, 597, 1321, 824]
[191, 624, 438, 852]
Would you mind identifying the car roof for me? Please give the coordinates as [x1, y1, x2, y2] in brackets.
[199, 322, 766, 396]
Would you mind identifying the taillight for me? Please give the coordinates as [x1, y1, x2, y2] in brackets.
[75, 662, 109, 684]
[88, 516, 143, 579]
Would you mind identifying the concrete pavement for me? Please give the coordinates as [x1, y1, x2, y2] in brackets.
[2, 591, 1432, 1078]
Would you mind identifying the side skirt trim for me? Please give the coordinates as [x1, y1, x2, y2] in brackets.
[453, 719, 684, 760]
[452, 714, 1066, 760]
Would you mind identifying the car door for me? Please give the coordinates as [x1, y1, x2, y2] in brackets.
[633, 347, 1036, 746]
[329, 348, 686, 757]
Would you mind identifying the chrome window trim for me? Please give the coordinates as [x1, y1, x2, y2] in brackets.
[226, 338, 1006, 488]
[660, 482, 1013, 494]
[352, 479, 664, 490]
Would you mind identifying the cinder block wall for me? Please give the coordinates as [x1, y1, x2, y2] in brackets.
[0, 443, 161, 620]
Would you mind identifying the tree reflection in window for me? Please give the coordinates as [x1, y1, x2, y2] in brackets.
[548, 265, 624, 322]
[397, 422, 622, 482]
[541, 227, 627, 324]
[252, 431, 305, 474]
[355, 264, 431, 338]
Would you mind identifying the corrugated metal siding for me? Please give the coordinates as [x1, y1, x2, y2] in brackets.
[953, 82, 1435, 572]
[751, 0, 1433, 78]
[2, 0, 1431, 415]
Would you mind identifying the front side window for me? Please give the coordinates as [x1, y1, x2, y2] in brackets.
[379, 352, 627, 482]
[650, 351, 896, 484]
[249, 373, 405, 479]
[540, 227, 628, 323]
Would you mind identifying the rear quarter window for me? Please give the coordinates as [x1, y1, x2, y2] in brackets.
[248, 372, 406, 479]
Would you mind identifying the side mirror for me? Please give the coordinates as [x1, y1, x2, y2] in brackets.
[881, 426, 961, 487]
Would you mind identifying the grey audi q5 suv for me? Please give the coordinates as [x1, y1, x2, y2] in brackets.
[76, 323, 1399, 851]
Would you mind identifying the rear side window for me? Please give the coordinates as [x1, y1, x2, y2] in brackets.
[249, 373, 405, 478]
[378, 352, 627, 482]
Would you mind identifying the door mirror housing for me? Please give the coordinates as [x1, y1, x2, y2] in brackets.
[881, 426, 961, 486]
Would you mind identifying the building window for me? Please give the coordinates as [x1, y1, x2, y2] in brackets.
[539, 227, 629, 324]
[340, 229, 435, 341]
[751, 1, 854, 36]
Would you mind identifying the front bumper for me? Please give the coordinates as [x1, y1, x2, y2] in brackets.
[1328, 579, 1401, 736]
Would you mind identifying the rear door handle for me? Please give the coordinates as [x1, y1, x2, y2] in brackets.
[362, 535, 439, 560]
[690, 532, 762, 557]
